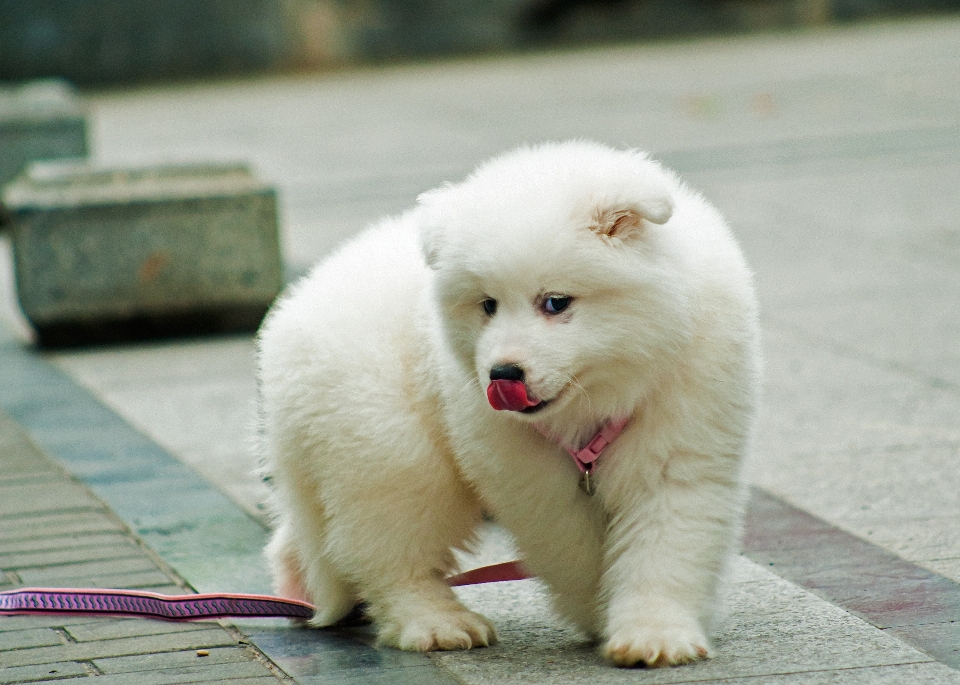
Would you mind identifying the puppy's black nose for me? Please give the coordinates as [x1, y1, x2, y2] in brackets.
[490, 364, 524, 382]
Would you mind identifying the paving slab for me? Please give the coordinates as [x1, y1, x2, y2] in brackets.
[0, 332, 441, 683]
[0, 661, 92, 684]
[0, 511, 127, 542]
[65, 618, 219, 643]
[0, 540, 146, 570]
[743, 489, 960, 665]
[93, 644, 257, 673]
[68, 666, 282, 685]
[0, 626, 65, 651]
[0, 531, 131, 557]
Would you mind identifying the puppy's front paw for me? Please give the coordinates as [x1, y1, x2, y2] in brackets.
[379, 607, 497, 652]
[603, 622, 711, 668]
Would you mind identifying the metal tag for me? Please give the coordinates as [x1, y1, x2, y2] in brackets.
[579, 469, 595, 496]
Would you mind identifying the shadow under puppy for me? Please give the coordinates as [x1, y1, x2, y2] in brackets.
[257, 140, 760, 667]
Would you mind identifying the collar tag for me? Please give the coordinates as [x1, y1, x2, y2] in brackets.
[579, 469, 595, 496]
[535, 416, 630, 495]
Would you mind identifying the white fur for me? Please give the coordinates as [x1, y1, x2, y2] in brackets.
[257, 141, 760, 666]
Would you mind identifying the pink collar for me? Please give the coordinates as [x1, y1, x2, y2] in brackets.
[535, 416, 630, 474]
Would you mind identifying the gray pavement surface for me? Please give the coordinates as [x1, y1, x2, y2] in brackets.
[2, 13, 960, 684]
[0, 411, 285, 683]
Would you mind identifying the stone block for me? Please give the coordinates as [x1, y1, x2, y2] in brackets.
[3, 161, 283, 346]
[0, 79, 88, 190]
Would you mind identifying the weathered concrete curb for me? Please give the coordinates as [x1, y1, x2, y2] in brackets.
[3, 161, 282, 347]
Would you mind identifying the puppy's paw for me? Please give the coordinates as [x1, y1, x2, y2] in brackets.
[603, 622, 711, 668]
[379, 607, 497, 652]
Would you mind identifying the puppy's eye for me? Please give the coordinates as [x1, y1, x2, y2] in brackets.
[544, 296, 572, 314]
[482, 298, 498, 316]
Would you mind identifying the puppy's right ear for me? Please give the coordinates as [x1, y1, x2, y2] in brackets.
[416, 186, 451, 270]
[590, 196, 673, 240]
[588, 156, 675, 240]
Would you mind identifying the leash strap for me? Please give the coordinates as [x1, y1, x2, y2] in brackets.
[0, 561, 530, 621]
[0, 588, 315, 620]
[446, 560, 530, 587]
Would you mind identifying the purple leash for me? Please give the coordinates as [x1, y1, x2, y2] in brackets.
[0, 587, 314, 621]
[0, 562, 530, 621]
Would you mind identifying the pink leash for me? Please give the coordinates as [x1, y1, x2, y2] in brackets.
[0, 561, 530, 621]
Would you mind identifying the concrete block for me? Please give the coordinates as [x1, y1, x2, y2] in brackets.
[3, 161, 283, 346]
[0, 80, 88, 190]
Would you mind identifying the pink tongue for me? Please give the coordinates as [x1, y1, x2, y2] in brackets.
[486, 380, 540, 412]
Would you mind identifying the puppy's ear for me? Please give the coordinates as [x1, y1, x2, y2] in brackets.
[590, 196, 673, 239]
[421, 234, 443, 270]
[417, 186, 451, 269]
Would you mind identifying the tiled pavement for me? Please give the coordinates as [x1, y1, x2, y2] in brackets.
[0, 410, 286, 684]
[4, 13, 960, 685]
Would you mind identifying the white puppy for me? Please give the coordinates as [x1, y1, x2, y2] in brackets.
[257, 141, 760, 667]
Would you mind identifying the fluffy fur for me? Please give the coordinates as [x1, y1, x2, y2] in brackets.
[257, 141, 760, 667]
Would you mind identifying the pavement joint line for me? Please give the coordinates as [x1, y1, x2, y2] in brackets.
[3, 323, 960, 677]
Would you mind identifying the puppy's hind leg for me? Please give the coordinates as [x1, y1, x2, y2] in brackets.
[322, 436, 495, 652]
[266, 513, 358, 626]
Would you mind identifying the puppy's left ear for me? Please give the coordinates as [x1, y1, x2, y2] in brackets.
[591, 196, 673, 239]
[417, 185, 452, 269]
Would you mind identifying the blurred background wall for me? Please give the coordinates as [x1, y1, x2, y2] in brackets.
[2, 0, 960, 84]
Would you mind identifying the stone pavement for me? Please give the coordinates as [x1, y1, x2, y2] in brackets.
[3, 13, 960, 684]
[0, 411, 285, 684]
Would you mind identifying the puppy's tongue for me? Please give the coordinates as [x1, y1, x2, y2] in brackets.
[487, 380, 540, 412]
